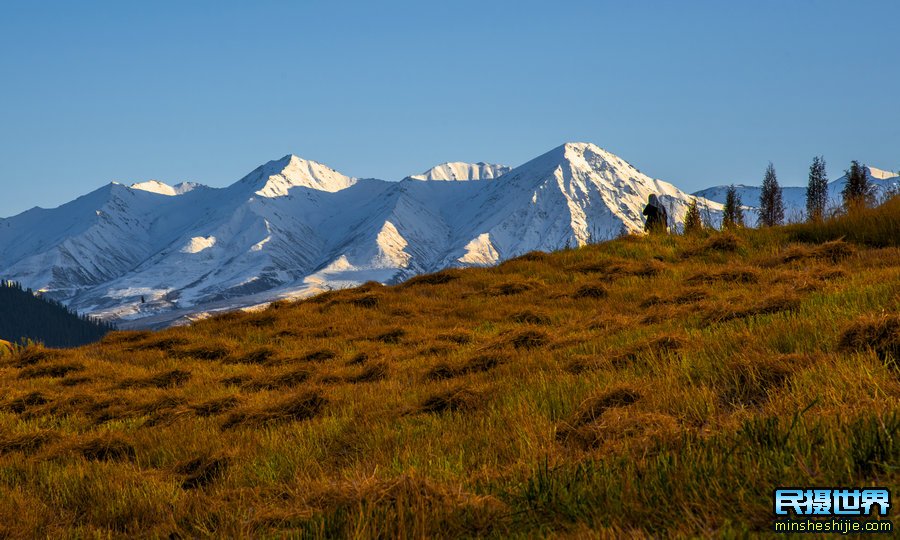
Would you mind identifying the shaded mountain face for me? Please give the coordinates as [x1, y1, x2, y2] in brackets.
[693, 166, 900, 225]
[0, 142, 721, 328]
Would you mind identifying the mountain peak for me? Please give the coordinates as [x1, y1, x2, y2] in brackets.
[507, 142, 643, 184]
[240, 154, 357, 197]
[561, 141, 603, 152]
[866, 165, 899, 180]
[130, 180, 202, 196]
[560, 141, 635, 166]
[408, 161, 511, 182]
[130, 180, 173, 196]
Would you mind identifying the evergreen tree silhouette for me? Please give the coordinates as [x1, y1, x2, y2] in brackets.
[683, 198, 703, 234]
[723, 185, 744, 229]
[0, 281, 114, 347]
[806, 156, 828, 222]
[758, 163, 784, 227]
[842, 160, 873, 212]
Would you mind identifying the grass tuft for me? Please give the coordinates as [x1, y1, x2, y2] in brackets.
[509, 311, 552, 325]
[839, 315, 900, 364]
[402, 270, 461, 287]
[177, 344, 231, 360]
[510, 330, 550, 350]
[345, 352, 368, 365]
[686, 267, 758, 284]
[0, 430, 59, 455]
[133, 336, 189, 352]
[489, 281, 536, 296]
[349, 294, 380, 308]
[512, 251, 550, 262]
[374, 329, 405, 344]
[227, 347, 276, 365]
[611, 334, 684, 367]
[9, 346, 62, 367]
[437, 332, 473, 344]
[641, 288, 708, 308]
[572, 284, 608, 299]
[191, 396, 240, 417]
[71, 435, 137, 462]
[119, 369, 191, 389]
[721, 355, 796, 407]
[346, 361, 388, 383]
[419, 387, 484, 414]
[556, 387, 642, 447]
[2, 391, 49, 413]
[222, 392, 327, 429]
[426, 354, 506, 381]
[18, 362, 84, 379]
[572, 259, 663, 280]
[243, 368, 312, 391]
[703, 232, 741, 252]
[702, 292, 802, 325]
[176, 454, 230, 489]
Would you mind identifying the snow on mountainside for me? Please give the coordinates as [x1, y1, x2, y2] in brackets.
[408, 162, 511, 181]
[867, 166, 899, 180]
[239, 155, 358, 197]
[130, 180, 202, 196]
[693, 166, 900, 224]
[437, 143, 722, 267]
[0, 143, 721, 328]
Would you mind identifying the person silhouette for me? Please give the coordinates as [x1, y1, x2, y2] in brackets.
[642, 194, 669, 233]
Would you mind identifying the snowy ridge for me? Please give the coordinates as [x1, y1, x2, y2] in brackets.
[239, 155, 357, 196]
[408, 162, 511, 181]
[4, 142, 847, 329]
[130, 180, 201, 196]
[867, 166, 899, 181]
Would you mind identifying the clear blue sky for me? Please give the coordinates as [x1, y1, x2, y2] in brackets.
[1, 0, 898, 218]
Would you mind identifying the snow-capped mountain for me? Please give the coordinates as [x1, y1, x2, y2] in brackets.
[0, 142, 722, 328]
[694, 166, 900, 224]
[408, 162, 511, 181]
[131, 180, 202, 196]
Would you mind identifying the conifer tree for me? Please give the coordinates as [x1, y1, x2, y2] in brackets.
[722, 185, 744, 229]
[683, 198, 702, 234]
[806, 156, 828, 222]
[758, 163, 784, 227]
[0, 281, 114, 347]
[842, 160, 873, 212]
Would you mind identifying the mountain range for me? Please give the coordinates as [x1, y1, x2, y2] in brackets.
[0, 142, 896, 328]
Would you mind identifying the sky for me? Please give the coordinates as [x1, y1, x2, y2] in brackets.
[1, 0, 898, 218]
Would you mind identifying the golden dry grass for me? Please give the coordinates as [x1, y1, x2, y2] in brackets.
[1, 202, 899, 537]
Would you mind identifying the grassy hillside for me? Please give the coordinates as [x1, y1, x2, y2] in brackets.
[1, 199, 898, 538]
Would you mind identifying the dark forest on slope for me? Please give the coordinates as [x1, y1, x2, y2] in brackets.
[0, 281, 114, 347]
